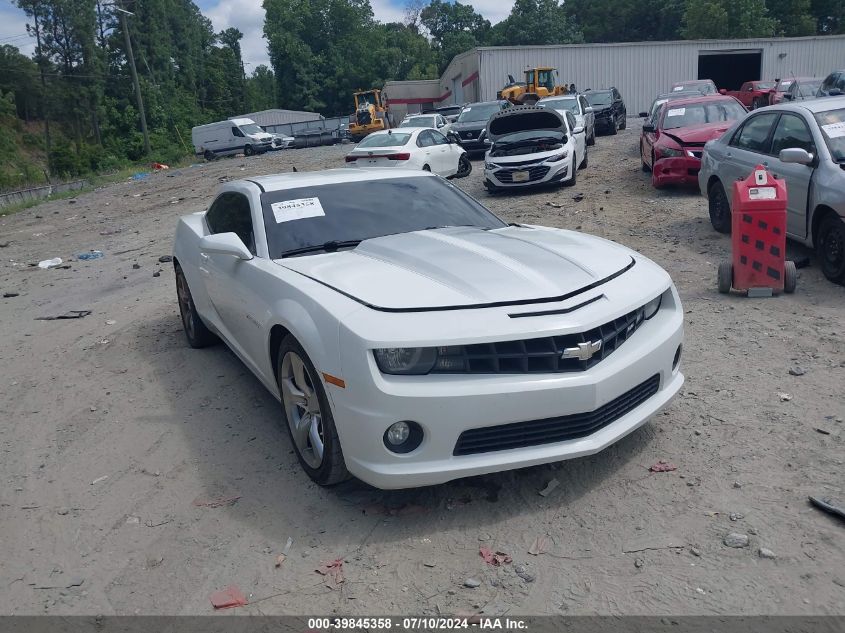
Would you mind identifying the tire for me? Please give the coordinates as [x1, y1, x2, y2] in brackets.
[455, 154, 472, 179]
[587, 128, 596, 146]
[579, 149, 588, 170]
[244, 145, 254, 156]
[203, 149, 215, 161]
[708, 180, 732, 234]
[607, 118, 618, 135]
[817, 213, 845, 284]
[641, 142, 651, 172]
[485, 180, 500, 194]
[784, 260, 797, 293]
[564, 155, 577, 186]
[175, 265, 218, 348]
[277, 336, 350, 486]
[619, 115, 627, 130]
[718, 262, 733, 294]
[752, 97, 766, 110]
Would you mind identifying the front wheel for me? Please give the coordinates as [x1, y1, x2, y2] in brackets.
[817, 213, 845, 284]
[607, 118, 618, 135]
[203, 149, 215, 161]
[619, 115, 626, 130]
[455, 154, 472, 178]
[587, 128, 596, 146]
[563, 155, 577, 186]
[277, 336, 349, 486]
[708, 181, 732, 234]
[579, 149, 588, 169]
[244, 145, 254, 156]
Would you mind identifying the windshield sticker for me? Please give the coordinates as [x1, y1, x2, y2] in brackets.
[667, 108, 685, 117]
[780, 81, 792, 88]
[821, 122, 845, 139]
[462, 107, 471, 112]
[271, 197, 326, 223]
[672, 86, 684, 91]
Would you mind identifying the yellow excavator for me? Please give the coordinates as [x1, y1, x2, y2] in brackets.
[348, 89, 390, 141]
[498, 68, 571, 105]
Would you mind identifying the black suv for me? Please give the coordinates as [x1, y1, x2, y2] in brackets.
[449, 100, 511, 156]
[584, 88, 627, 135]
[818, 70, 845, 97]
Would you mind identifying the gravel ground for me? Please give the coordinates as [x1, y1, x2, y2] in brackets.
[0, 123, 843, 616]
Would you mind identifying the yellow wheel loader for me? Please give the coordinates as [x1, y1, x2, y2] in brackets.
[348, 89, 390, 141]
[497, 68, 571, 106]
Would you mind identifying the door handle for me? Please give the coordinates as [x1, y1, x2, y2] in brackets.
[200, 253, 210, 261]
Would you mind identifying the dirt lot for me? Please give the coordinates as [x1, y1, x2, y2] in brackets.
[1, 124, 843, 617]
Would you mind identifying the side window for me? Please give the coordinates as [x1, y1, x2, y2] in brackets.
[232, 126, 244, 138]
[579, 96, 588, 113]
[613, 89, 621, 101]
[837, 74, 845, 92]
[771, 114, 815, 155]
[417, 131, 434, 147]
[730, 113, 778, 153]
[565, 111, 577, 131]
[206, 193, 256, 254]
[430, 130, 449, 145]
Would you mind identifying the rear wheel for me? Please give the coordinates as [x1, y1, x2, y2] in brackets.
[277, 336, 349, 486]
[817, 213, 845, 284]
[175, 265, 218, 348]
[708, 181, 732, 234]
[717, 262, 733, 294]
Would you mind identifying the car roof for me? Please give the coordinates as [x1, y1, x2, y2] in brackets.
[660, 95, 739, 108]
[654, 91, 703, 100]
[463, 100, 507, 107]
[777, 95, 845, 113]
[247, 169, 434, 192]
[674, 79, 714, 85]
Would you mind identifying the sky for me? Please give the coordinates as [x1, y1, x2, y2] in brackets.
[0, 1, 516, 71]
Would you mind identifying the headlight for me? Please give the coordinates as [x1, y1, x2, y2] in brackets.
[485, 161, 498, 170]
[374, 348, 436, 374]
[643, 293, 663, 319]
[658, 146, 684, 158]
[545, 151, 568, 163]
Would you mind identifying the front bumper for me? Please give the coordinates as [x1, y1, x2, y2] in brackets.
[484, 158, 570, 189]
[652, 155, 701, 187]
[330, 284, 684, 489]
[595, 116, 615, 131]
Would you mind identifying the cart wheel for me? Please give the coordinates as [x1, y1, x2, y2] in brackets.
[784, 260, 797, 293]
[718, 262, 733, 294]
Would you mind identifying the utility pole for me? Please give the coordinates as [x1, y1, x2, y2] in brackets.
[29, 7, 52, 175]
[117, 4, 151, 155]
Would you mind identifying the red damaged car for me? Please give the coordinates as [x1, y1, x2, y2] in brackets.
[641, 95, 747, 189]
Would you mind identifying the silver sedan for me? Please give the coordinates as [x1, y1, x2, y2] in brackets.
[698, 96, 845, 284]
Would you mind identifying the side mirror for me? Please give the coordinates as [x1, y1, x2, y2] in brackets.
[199, 233, 253, 260]
[779, 147, 814, 165]
[719, 89, 727, 95]
[638, 111, 648, 118]
[643, 124, 656, 133]
[584, 107, 594, 114]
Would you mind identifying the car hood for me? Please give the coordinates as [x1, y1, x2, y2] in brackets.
[590, 105, 612, 114]
[486, 106, 566, 142]
[452, 120, 487, 132]
[275, 226, 634, 311]
[662, 121, 733, 145]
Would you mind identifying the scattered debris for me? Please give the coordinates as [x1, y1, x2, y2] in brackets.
[514, 564, 535, 583]
[151, 162, 170, 170]
[132, 263, 141, 269]
[32, 577, 85, 590]
[808, 495, 845, 521]
[3, 292, 19, 298]
[152, 271, 161, 277]
[106, 320, 116, 325]
[276, 536, 293, 567]
[634, 558, 644, 568]
[146, 556, 164, 568]
[479, 546, 512, 566]
[0, 241, 9, 247]
[144, 518, 172, 528]
[546, 201, 563, 208]
[788, 366, 805, 376]
[649, 460, 678, 472]
[275, 553, 286, 568]
[57, 507, 69, 516]
[690, 547, 701, 557]
[77, 251, 104, 261]
[733, 481, 742, 489]
[36, 310, 92, 321]
[538, 478, 559, 497]
[723, 532, 750, 548]
[623, 537, 684, 553]
[209, 585, 248, 609]
[528, 535, 548, 556]
[464, 578, 482, 588]
[572, 193, 585, 202]
[315, 558, 345, 585]
[37, 257, 63, 269]
[816, 428, 831, 435]
[91, 475, 109, 485]
[158, 255, 173, 263]
[729, 513, 744, 521]
[758, 547, 776, 559]
[139, 468, 160, 477]
[132, 172, 149, 181]
[778, 392, 792, 402]
[192, 494, 240, 508]
[424, 561, 436, 568]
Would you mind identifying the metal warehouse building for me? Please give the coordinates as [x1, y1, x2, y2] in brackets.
[230, 109, 322, 131]
[384, 34, 845, 121]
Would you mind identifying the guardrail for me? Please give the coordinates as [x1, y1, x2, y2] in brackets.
[0, 179, 88, 209]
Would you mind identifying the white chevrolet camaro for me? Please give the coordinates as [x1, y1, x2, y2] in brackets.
[172, 169, 684, 489]
[345, 128, 471, 178]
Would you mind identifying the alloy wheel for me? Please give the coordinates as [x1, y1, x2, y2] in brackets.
[280, 351, 325, 469]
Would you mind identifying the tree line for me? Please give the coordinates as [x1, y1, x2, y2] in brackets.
[0, 0, 842, 188]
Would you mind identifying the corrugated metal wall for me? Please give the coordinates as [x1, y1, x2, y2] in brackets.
[231, 109, 323, 127]
[478, 35, 845, 114]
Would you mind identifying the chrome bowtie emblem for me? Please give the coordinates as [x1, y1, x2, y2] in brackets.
[562, 340, 602, 361]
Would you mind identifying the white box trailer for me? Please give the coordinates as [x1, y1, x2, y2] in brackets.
[191, 118, 274, 159]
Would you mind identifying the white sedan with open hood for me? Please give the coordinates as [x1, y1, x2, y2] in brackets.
[172, 169, 684, 489]
[345, 128, 471, 178]
[484, 105, 587, 192]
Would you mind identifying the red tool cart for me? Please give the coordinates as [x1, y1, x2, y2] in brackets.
[718, 165, 796, 296]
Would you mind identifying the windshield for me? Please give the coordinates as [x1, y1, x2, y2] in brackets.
[540, 98, 579, 115]
[585, 92, 612, 107]
[400, 116, 436, 128]
[797, 80, 822, 96]
[754, 82, 775, 90]
[457, 104, 501, 123]
[438, 107, 462, 116]
[356, 132, 411, 148]
[239, 123, 264, 135]
[815, 108, 845, 162]
[661, 100, 746, 130]
[261, 177, 507, 258]
[776, 81, 793, 92]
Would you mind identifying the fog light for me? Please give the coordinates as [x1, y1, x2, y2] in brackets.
[383, 421, 424, 454]
[673, 344, 682, 370]
[386, 421, 410, 446]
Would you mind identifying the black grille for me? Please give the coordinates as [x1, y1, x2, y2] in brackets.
[453, 374, 661, 455]
[495, 165, 550, 183]
[461, 130, 477, 139]
[431, 304, 647, 374]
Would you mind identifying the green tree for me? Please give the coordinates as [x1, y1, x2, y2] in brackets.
[810, 0, 845, 33]
[245, 64, 277, 112]
[681, 0, 777, 38]
[565, 0, 684, 42]
[420, 0, 490, 72]
[490, 0, 583, 46]
[767, 0, 816, 36]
